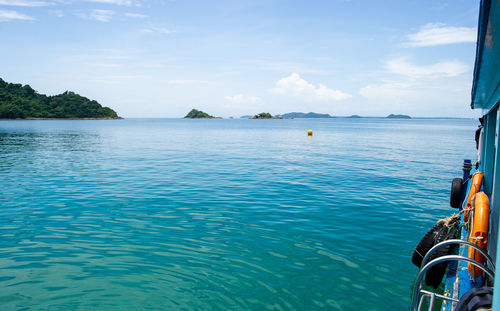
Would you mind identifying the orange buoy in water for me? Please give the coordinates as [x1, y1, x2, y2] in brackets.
[308, 130, 313, 136]
[468, 191, 490, 278]
[463, 172, 484, 221]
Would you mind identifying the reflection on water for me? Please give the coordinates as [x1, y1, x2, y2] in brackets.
[0, 118, 477, 310]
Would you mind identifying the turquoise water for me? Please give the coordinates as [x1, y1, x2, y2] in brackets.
[0, 118, 477, 310]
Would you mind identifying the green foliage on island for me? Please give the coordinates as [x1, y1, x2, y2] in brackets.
[386, 114, 411, 119]
[0, 78, 119, 119]
[281, 112, 333, 118]
[251, 112, 274, 119]
[184, 108, 215, 118]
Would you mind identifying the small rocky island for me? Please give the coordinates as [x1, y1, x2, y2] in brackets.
[386, 114, 411, 119]
[184, 108, 220, 119]
[251, 112, 282, 119]
[0, 78, 120, 119]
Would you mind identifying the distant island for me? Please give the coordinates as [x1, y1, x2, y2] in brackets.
[281, 112, 333, 118]
[386, 114, 411, 119]
[240, 112, 413, 119]
[251, 112, 282, 119]
[184, 108, 220, 119]
[0, 78, 119, 119]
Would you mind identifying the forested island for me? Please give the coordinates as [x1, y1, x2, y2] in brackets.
[0, 78, 119, 119]
[251, 112, 282, 119]
[184, 109, 219, 118]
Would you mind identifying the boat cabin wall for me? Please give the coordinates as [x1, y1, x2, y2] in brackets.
[490, 102, 500, 309]
[483, 107, 499, 265]
[482, 107, 497, 193]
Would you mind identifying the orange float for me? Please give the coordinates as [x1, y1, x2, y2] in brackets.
[463, 172, 484, 222]
[467, 191, 490, 278]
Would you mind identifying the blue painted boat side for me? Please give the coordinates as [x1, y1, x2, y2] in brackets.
[470, 0, 500, 308]
[442, 165, 486, 310]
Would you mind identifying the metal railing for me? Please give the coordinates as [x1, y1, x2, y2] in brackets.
[417, 289, 459, 311]
[410, 240, 495, 311]
[421, 239, 495, 270]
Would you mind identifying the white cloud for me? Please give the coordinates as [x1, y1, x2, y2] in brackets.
[359, 57, 473, 116]
[167, 79, 208, 85]
[0, 0, 50, 6]
[406, 23, 476, 47]
[49, 9, 63, 17]
[96, 63, 121, 67]
[387, 58, 468, 78]
[256, 60, 329, 75]
[358, 78, 472, 117]
[0, 9, 34, 21]
[92, 74, 149, 84]
[224, 94, 264, 105]
[87, 0, 134, 6]
[124, 12, 147, 18]
[78, 9, 115, 22]
[360, 81, 417, 101]
[270, 73, 351, 101]
[141, 25, 174, 34]
[358, 58, 470, 113]
[59, 49, 131, 65]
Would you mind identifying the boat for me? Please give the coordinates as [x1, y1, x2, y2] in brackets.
[410, 0, 499, 310]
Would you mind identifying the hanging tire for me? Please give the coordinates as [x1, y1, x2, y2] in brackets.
[455, 286, 493, 311]
[450, 178, 463, 208]
[424, 224, 458, 288]
[412, 221, 445, 268]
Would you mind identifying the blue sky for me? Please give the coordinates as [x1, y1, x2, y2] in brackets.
[0, 0, 480, 117]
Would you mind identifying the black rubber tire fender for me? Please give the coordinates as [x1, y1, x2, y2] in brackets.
[455, 286, 493, 311]
[412, 221, 445, 268]
[424, 224, 459, 288]
[450, 178, 464, 208]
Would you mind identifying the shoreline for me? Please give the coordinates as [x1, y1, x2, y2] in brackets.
[0, 117, 123, 120]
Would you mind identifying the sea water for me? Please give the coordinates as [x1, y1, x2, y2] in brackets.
[0, 118, 477, 310]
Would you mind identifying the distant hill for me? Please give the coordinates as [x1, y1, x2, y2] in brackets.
[184, 108, 217, 118]
[386, 114, 411, 119]
[240, 115, 252, 119]
[281, 112, 333, 118]
[0, 78, 119, 119]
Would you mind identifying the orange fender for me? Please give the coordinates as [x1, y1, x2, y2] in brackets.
[463, 172, 484, 222]
[468, 191, 490, 278]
